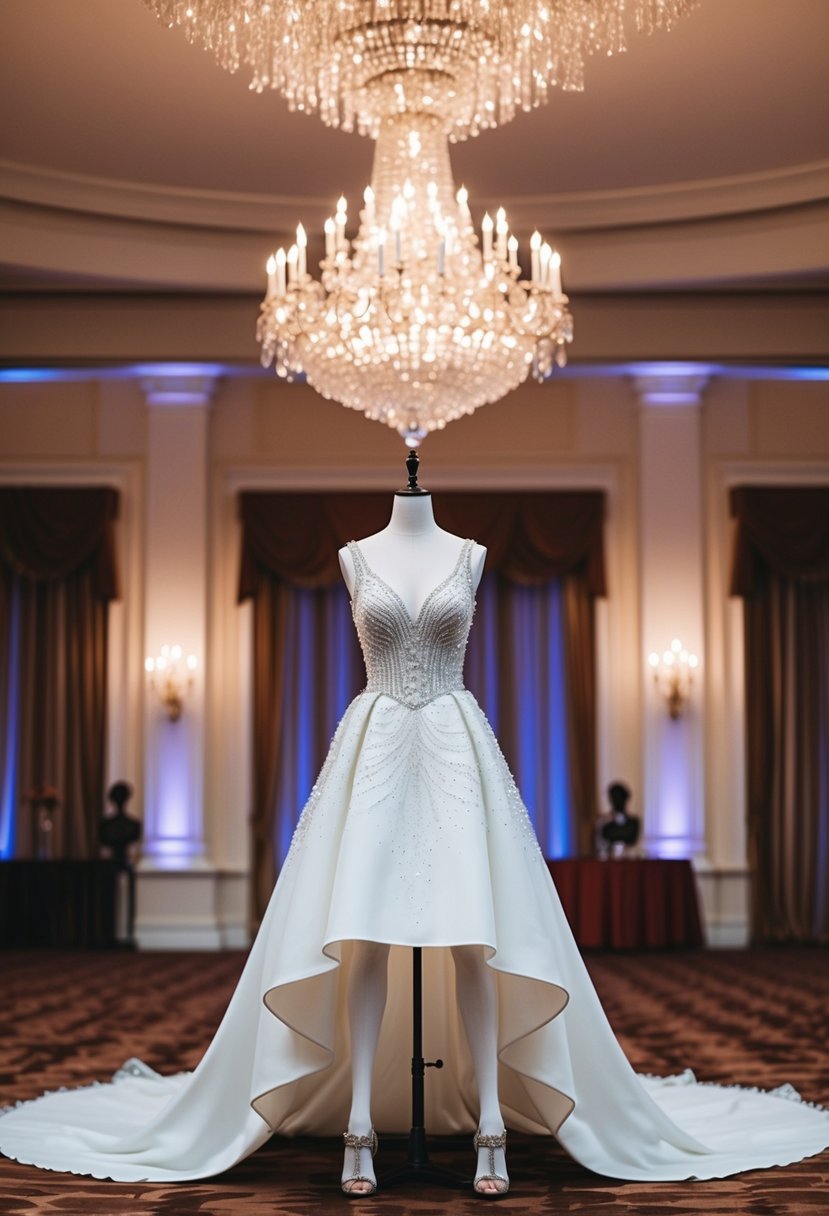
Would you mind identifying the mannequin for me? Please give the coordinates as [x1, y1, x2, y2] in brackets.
[338, 493, 487, 615]
[337, 491, 503, 1195]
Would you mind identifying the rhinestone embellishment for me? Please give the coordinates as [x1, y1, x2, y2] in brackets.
[348, 538, 475, 710]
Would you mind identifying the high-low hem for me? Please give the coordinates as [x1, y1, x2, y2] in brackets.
[2, 549, 828, 1184]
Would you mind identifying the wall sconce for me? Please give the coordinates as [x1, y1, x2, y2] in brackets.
[648, 639, 698, 720]
[145, 644, 197, 722]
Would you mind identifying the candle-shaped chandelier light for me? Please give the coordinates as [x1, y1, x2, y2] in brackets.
[258, 113, 572, 446]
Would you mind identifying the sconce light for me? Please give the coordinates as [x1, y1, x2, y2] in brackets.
[145, 644, 197, 722]
[648, 638, 698, 720]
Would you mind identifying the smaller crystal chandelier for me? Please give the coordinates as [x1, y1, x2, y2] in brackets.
[648, 639, 699, 720]
[257, 113, 572, 446]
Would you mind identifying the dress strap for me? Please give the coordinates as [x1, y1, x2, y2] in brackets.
[346, 540, 368, 591]
[349, 537, 473, 589]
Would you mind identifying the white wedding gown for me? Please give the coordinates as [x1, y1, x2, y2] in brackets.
[2, 537, 828, 1183]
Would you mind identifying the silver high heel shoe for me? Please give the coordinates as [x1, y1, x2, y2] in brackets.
[473, 1128, 509, 1196]
[341, 1128, 378, 1197]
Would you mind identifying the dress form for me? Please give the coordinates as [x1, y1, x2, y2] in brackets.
[339, 484, 495, 1190]
[339, 493, 486, 613]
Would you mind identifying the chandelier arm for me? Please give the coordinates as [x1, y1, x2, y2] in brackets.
[328, 286, 381, 366]
[268, 286, 327, 375]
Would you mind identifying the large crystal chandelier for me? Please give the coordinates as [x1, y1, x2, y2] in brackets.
[146, 2, 697, 138]
[146, 0, 696, 443]
[257, 111, 572, 445]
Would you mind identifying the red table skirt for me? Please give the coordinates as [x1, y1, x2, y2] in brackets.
[547, 857, 704, 949]
[0, 860, 119, 948]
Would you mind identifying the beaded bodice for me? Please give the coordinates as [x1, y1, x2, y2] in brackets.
[348, 538, 476, 710]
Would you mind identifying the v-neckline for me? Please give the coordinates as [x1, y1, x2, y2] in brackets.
[353, 538, 470, 629]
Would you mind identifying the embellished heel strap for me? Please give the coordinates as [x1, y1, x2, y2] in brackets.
[342, 1129, 378, 1196]
[343, 1129, 378, 1156]
[473, 1129, 509, 1196]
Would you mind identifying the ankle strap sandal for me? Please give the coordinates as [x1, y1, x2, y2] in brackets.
[342, 1128, 378, 1197]
[473, 1128, 509, 1196]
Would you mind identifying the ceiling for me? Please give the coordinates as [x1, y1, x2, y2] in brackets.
[1, 0, 828, 296]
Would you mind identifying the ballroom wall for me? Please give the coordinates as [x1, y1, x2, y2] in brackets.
[1, 368, 828, 947]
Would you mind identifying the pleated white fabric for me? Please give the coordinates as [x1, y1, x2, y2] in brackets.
[2, 540, 828, 1183]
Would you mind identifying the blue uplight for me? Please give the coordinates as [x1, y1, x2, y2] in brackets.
[0, 363, 228, 385]
[275, 597, 301, 864]
[0, 588, 21, 858]
[465, 575, 574, 858]
[513, 587, 539, 838]
[0, 369, 71, 383]
[547, 585, 571, 858]
[294, 594, 315, 844]
[779, 367, 829, 381]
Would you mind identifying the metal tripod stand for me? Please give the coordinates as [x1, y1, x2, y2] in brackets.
[382, 947, 468, 1189]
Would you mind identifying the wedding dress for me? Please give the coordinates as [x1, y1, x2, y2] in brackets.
[2, 537, 828, 1183]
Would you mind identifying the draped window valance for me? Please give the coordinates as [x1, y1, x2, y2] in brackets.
[730, 485, 829, 596]
[0, 487, 120, 600]
[238, 490, 606, 599]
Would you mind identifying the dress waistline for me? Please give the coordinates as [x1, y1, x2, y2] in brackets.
[362, 684, 466, 711]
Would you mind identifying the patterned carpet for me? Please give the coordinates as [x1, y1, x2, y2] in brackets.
[1, 948, 827, 1215]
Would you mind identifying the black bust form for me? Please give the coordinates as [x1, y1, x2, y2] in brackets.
[99, 781, 142, 868]
[600, 781, 641, 851]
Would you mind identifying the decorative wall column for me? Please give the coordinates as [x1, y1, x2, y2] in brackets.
[636, 372, 708, 860]
[137, 375, 216, 946]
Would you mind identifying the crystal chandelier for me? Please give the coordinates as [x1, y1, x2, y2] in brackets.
[146, 0, 694, 443]
[257, 111, 572, 445]
[145, 2, 697, 139]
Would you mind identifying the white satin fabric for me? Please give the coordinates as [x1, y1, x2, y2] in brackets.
[1, 691, 828, 1183]
[2, 544, 828, 1182]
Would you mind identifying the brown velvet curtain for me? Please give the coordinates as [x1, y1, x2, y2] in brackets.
[239, 492, 605, 599]
[730, 486, 829, 944]
[0, 487, 119, 859]
[239, 491, 605, 922]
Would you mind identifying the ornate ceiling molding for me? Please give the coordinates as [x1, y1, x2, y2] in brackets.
[3, 158, 827, 237]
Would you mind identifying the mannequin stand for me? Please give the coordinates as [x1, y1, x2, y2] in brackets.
[399, 448, 427, 496]
[384, 454, 468, 1187]
[382, 947, 468, 1190]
